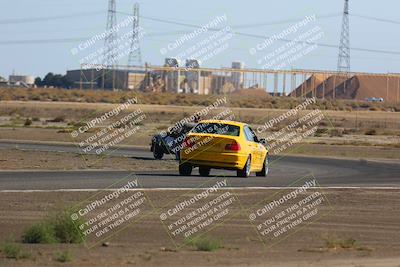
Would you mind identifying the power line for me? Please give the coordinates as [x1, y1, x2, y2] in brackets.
[0, 31, 194, 45]
[2, 9, 398, 27]
[351, 14, 400, 25]
[1, 11, 399, 57]
[126, 13, 400, 56]
[0, 38, 87, 44]
[117, 11, 341, 29]
[117, 11, 205, 29]
[232, 13, 342, 28]
[3, 34, 397, 57]
[0, 11, 105, 25]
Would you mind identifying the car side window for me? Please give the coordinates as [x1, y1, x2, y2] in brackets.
[248, 127, 259, 143]
[243, 126, 255, 142]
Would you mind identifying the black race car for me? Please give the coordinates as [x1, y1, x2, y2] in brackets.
[150, 123, 196, 160]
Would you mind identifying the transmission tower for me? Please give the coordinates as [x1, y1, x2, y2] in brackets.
[127, 3, 142, 67]
[337, 0, 350, 74]
[104, 0, 117, 68]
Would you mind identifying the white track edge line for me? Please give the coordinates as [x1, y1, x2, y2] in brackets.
[1, 186, 400, 193]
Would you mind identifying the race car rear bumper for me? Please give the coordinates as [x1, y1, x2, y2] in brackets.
[180, 151, 247, 170]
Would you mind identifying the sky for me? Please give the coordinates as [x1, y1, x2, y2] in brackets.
[0, 0, 399, 79]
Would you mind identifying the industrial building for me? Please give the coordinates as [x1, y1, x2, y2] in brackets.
[67, 59, 244, 95]
[65, 63, 400, 103]
[0, 76, 7, 86]
[8, 75, 35, 87]
[66, 68, 146, 90]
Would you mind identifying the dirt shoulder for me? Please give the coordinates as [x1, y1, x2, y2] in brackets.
[0, 189, 399, 267]
[0, 148, 176, 171]
[0, 142, 399, 171]
[1, 100, 399, 163]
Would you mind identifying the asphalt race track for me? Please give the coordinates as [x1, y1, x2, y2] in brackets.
[0, 141, 400, 190]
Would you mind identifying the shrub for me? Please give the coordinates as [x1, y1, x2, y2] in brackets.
[1, 241, 31, 259]
[51, 116, 65, 122]
[364, 129, 377, 135]
[318, 121, 328, 127]
[323, 235, 356, 249]
[185, 235, 222, 251]
[24, 118, 32, 126]
[22, 209, 85, 244]
[342, 128, 358, 135]
[315, 128, 328, 136]
[22, 222, 57, 244]
[329, 128, 343, 137]
[52, 210, 84, 244]
[54, 250, 73, 262]
[68, 121, 86, 128]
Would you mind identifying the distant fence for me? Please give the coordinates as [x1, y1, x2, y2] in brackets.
[73, 64, 400, 103]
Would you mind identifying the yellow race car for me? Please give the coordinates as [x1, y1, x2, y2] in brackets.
[179, 120, 269, 178]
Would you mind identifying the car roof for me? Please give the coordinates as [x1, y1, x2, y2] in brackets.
[197, 119, 246, 127]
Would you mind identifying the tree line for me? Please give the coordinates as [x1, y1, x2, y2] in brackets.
[35, 73, 73, 88]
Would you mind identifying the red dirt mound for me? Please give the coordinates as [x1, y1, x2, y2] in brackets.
[291, 74, 400, 102]
[232, 88, 270, 98]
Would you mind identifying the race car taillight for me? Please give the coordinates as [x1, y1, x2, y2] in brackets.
[225, 142, 241, 151]
[183, 137, 193, 148]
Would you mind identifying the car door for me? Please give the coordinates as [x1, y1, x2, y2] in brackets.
[248, 126, 266, 167]
[243, 126, 261, 169]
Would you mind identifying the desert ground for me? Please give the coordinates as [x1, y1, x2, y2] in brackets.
[0, 189, 399, 267]
[0, 99, 399, 267]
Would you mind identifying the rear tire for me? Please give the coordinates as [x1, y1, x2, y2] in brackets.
[199, 166, 211, 177]
[179, 162, 192, 176]
[153, 144, 164, 160]
[256, 155, 269, 177]
[237, 156, 251, 178]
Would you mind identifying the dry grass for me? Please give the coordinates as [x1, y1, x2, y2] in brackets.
[0, 189, 399, 266]
[1, 100, 400, 131]
[1, 87, 399, 111]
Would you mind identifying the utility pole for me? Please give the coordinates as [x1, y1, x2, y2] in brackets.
[104, 0, 117, 90]
[337, 0, 351, 95]
[337, 0, 351, 74]
[127, 3, 142, 67]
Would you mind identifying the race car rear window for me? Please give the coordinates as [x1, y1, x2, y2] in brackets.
[191, 123, 240, 136]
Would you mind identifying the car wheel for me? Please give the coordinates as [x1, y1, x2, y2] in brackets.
[179, 162, 192, 176]
[237, 156, 251, 178]
[199, 166, 211, 177]
[256, 155, 269, 177]
[153, 145, 164, 160]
